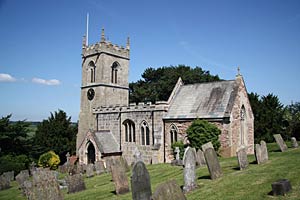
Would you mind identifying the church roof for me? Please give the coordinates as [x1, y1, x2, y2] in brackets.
[93, 131, 121, 154]
[164, 80, 238, 119]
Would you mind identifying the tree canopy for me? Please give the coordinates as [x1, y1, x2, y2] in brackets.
[129, 65, 220, 103]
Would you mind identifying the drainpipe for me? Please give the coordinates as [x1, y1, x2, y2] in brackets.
[119, 107, 122, 151]
[163, 119, 166, 163]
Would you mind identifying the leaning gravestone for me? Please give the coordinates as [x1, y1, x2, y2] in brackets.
[131, 161, 152, 200]
[110, 160, 129, 194]
[273, 134, 288, 152]
[182, 147, 197, 193]
[236, 147, 248, 170]
[0, 174, 10, 190]
[95, 161, 106, 175]
[255, 144, 263, 164]
[201, 141, 214, 153]
[25, 168, 63, 200]
[86, 163, 95, 178]
[16, 169, 29, 189]
[65, 174, 86, 193]
[196, 149, 206, 167]
[151, 180, 186, 200]
[260, 140, 269, 163]
[204, 147, 223, 180]
[291, 137, 299, 148]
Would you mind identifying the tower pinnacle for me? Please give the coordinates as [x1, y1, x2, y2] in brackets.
[101, 28, 105, 42]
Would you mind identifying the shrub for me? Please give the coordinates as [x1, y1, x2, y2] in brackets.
[0, 154, 30, 175]
[171, 141, 185, 159]
[186, 119, 221, 151]
[38, 151, 60, 170]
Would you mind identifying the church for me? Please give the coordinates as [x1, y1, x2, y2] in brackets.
[76, 29, 254, 165]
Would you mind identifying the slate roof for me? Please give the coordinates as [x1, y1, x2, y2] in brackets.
[93, 131, 121, 154]
[164, 80, 238, 119]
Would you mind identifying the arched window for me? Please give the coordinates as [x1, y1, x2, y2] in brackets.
[123, 119, 135, 142]
[141, 121, 150, 145]
[170, 124, 178, 144]
[88, 61, 96, 83]
[111, 62, 120, 84]
[240, 105, 246, 145]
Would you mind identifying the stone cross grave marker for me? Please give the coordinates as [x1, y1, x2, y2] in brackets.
[131, 161, 152, 200]
[86, 163, 95, 178]
[65, 174, 86, 194]
[151, 180, 186, 200]
[201, 141, 214, 153]
[260, 140, 269, 163]
[204, 147, 223, 180]
[291, 137, 299, 148]
[175, 147, 180, 160]
[273, 134, 288, 152]
[182, 147, 197, 193]
[196, 149, 206, 167]
[236, 147, 249, 170]
[110, 158, 130, 195]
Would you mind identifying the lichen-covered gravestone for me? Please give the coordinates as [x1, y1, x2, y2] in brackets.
[182, 147, 197, 193]
[196, 149, 206, 167]
[16, 169, 30, 190]
[273, 134, 288, 152]
[236, 147, 248, 170]
[291, 137, 299, 148]
[151, 180, 186, 200]
[65, 174, 86, 193]
[201, 141, 214, 153]
[110, 159, 130, 195]
[131, 161, 152, 200]
[260, 140, 269, 163]
[0, 174, 10, 190]
[86, 163, 95, 178]
[204, 147, 222, 180]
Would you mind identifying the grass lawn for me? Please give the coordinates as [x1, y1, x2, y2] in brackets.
[1, 143, 300, 200]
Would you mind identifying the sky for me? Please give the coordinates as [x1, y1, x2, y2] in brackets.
[0, 0, 299, 122]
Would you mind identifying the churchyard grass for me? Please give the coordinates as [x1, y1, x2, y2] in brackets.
[1, 143, 300, 199]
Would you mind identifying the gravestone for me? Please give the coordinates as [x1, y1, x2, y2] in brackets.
[260, 140, 269, 163]
[182, 147, 197, 193]
[273, 134, 288, 152]
[120, 156, 130, 172]
[201, 141, 214, 153]
[291, 137, 299, 148]
[29, 162, 37, 176]
[196, 149, 206, 167]
[25, 168, 63, 200]
[110, 160, 130, 194]
[65, 174, 86, 193]
[2, 171, 14, 181]
[16, 169, 29, 188]
[95, 161, 105, 175]
[171, 147, 183, 166]
[76, 164, 84, 174]
[175, 147, 180, 160]
[236, 147, 248, 170]
[86, 163, 95, 178]
[133, 147, 143, 163]
[0, 174, 10, 190]
[131, 161, 152, 200]
[272, 179, 292, 196]
[255, 144, 262, 164]
[204, 147, 223, 180]
[151, 180, 186, 200]
[65, 152, 70, 165]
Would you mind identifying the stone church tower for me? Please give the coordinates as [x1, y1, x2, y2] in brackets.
[77, 29, 130, 152]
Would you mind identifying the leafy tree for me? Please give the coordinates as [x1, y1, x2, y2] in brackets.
[33, 110, 77, 163]
[285, 102, 300, 140]
[38, 150, 60, 170]
[129, 65, 220, 103]
[0, 154, 30, 175]
[186, 119, 221, 151]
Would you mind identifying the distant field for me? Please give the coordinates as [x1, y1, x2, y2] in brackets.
[26, 124, 37, 138]
[1, 143, 300, 200]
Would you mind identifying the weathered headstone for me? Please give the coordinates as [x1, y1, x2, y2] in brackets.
[86, 163, 95, 178]
[171, 147, 183, 166]
[120, 156, 130, 172]
[291, 137, 299, 148]
[65, 174, 86, 193]
[111, 160, 130, 194]
[204, 147, 223, 180]
[16, 169, 29, 188]
[95, 160, 105, 175]
[29, 162, 37, 176]
[271, 179, 292, 196]
[133, 147, 143, 163]
[201, 141, 214, 153]
[182, 147, 197, 193]
[236, 147, 249, 170]
[76, 164, 84, 174]
[255, 144, 262, 164]
[175, 147, 180, 160]
[273, 134, 288, 152]
[0, 174, 10, 190]
[2, 171, 14, 181]
[196, 149, 206, 167]
[151, 180, 186, 200]
[131, 161, 152, 200]
[25, 168, 63, 200]
[260, 140, 269, 163]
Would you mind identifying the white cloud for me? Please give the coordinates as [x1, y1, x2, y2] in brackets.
[0, 73, 16, 82]
[32, 77, 61, 86]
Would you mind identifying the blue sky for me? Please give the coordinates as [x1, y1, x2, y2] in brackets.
[0, 0, 299, 122]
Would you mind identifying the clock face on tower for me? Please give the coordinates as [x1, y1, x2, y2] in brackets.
[87, 88, 95, 100]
